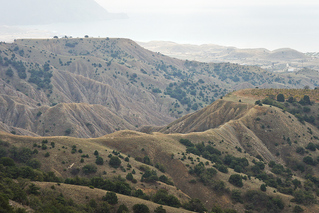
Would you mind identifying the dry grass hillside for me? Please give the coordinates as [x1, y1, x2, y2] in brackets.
[0, 38, 318, 138]
[3, 89, 319, 212]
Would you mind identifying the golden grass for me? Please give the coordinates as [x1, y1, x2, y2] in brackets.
[35, 182, 194, 213]
[233, 88, 319, 102]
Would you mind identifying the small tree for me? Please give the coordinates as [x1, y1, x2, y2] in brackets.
[293, 205, 304, 213]
[0, 157, 15, 166]
[109, 156, 121, 168]
[277, 94, 285, 102]
[117, 204, 129, 213]
[133, 204, 150, 213]
[126, 173, 133, 181]
[102, 191, 118, 205]
[287, 96, 294, 103]
[229, 174, 243, 187]
[82, 164, 97, 174]
[5, 68, 13, 77]
[154, 205, 166, 213]
[183, 198, 206, 213]
[27, 158, 41, 169]
[260, 184, 267, 192]
[27, 183, 40, 195]
[95, 156, 104, 165]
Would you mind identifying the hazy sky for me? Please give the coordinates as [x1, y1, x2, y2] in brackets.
[95, 0, 318, 13]
[93, 0, 319, 52]
[1, 0, 319, 52]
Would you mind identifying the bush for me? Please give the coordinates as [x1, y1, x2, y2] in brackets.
[27, 158, 42, 169]
[126, 173, 133, 181]
[102, 191, 118, 205]
[277, 94, 285, 102]
[293, 205, 304, 213]
[152, 189, 181, 208]
[0, 157, 15, 166]
[154, 205, 166, 213]
[303, 156, 315, 166]
[155, 163, 166, 173]
[95, 156, 104, 165]
[5, 68, 13, 77]
[133, 204, 150, 213]
[231, 190, 243, 203]
[82, 164, 97, 174]
[296, 147, 305, 155]
[0, 147, 7, 158]
[179, 139, 194, 147]
[306, 143, 316, 151]
[217, 164, 228, 173]
[228, 174, 243, 187]
[117, 204, 129, 213]
[143, 156, 152, 165]
[260, 184, 267, 192]
[109, 156, 121, 168]
[17, 147, 33, 163]
[183, 198, 206, 213]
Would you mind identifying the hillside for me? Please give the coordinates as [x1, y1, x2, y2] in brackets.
[2, 89, 319, 212]
[138, 41, 319, 72]
[1, 38, 318, 138]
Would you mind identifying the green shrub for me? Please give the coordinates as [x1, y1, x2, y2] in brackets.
[183, 198, 206, 213]
[102, 191, 118, 205]
[27, 158, 41, 169]
[95, 156, 104, 165]
[133, 204, 150, 213]
[126, 173, 133, 181]
[306, 143, 316, 151]
[152, 189, 181, 208]
[82, 164, 97, 174]
[0, 157, 15, 166]
[109, 156, 121, 168]
[154, 205, 166, 213]
[117, 204, 129, 213]
[231, 189, 243, 203]
[228, 174, 243, 187]
[296, 147, 305, 155]
[260, 184, 267, 192]
[303, 156, 315, 166]
[293, 205, 304, 213]
[277, 94, 285, 102]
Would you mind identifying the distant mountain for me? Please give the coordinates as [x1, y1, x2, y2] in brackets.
[0, 0, 126, 25]
[138, 41, 319, 72]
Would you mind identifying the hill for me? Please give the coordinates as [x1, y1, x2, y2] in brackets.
[2, 89, 319, 212]
[138, 41, 319, 72]
[0, 0, 126, 25]
[1, 38, 319, 138]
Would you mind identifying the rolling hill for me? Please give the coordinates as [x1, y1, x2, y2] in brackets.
[138, 41, 319, 72]
[1, 38, 319, 138]
[2, 89, 319, 212]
